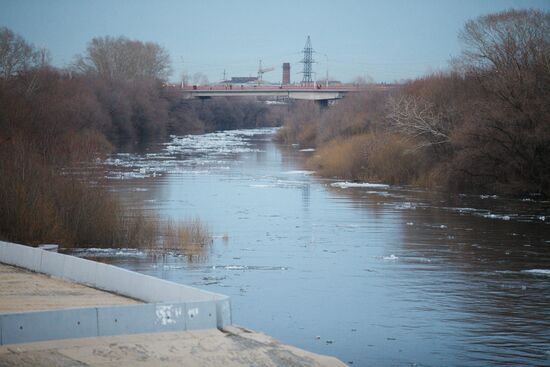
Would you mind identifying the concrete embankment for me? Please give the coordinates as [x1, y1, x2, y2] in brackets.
[0, 241, 346, 366]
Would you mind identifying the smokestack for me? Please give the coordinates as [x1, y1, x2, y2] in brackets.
[282, 62, 290, 85]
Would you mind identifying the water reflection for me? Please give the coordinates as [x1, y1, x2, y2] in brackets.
[66, 128, 550, 367]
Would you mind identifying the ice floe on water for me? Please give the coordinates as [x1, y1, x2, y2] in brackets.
[382, 254, 399, 261]
[283, 170, 315, 175]
[212, 265, 289, 271]
[66, 248, 146, 257]
[521, 269, 550, 277]
[395, 202, 416, 210]
[299, 148, 316, 152]
[100, 128, 274, 180]
[441, 206, 549, 223]
[165, 128, 274, 155]
[476, 212, 513, 221]
[331, 181, 390, 189]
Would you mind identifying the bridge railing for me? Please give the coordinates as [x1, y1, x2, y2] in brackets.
[179, 84, 365, 92]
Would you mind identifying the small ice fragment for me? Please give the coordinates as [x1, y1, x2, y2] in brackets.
[521, 269, 550, 276]
[331, 181, 390, 189]
[440, 225, 447, 229]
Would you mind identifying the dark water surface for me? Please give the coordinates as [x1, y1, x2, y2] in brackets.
[67, 128, 550, 366]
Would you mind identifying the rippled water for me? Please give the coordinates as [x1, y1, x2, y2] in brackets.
[66, 128, 550, 366]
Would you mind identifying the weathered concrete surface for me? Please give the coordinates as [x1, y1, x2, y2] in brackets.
[0, 257, 346, 365]
[0, 326, 346, 367]
[0, 264, 140, 313]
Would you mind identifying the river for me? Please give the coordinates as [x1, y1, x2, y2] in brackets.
[66, 128, 550, 366]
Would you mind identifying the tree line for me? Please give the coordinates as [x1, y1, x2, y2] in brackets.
[0, 28, 281, 247]
[276, 9, 550, 197]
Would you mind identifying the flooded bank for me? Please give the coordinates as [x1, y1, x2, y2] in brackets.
[66, 128, 550, 366]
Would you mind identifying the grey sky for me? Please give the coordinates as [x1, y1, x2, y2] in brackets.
[1, 0, 549, 83]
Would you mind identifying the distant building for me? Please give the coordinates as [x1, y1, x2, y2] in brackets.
[229, 77, 258, 84]
[282, 63, 290, 85]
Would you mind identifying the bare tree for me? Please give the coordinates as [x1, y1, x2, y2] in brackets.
[454, 9, 550, 194]
[457, 9, 550, 108]
[74, 36, 171, 82]
[387, 94, 452, 150]
[0, 27, 40, 78]
[192, 72, 209, 86]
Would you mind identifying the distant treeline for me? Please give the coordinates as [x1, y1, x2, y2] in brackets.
[276, 9, 550, 197]
[0, 29, 282, 247]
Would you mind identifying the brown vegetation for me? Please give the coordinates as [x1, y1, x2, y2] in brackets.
[161, 218, 212, 259]
[0, 28, 277, 248]
[279, 9, 550, 196]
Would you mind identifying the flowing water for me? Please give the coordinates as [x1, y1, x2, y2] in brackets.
[66, 128, 550, 366]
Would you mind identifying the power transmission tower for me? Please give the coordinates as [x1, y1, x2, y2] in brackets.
[300, 36, 315, 85]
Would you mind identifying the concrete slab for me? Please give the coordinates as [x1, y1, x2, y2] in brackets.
[0, 264, 140, 314]
[1, 308, 98, 344]
[0, 328, 347, 367]
[61, 255, 98, 286]
[39, 250, 66, 278]
[1, 242, 42, 272]
[184, 301, 216, 330]
[96, 304, 157, 336]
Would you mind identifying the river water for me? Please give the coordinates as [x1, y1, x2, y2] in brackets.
[67, 128, 550, 366]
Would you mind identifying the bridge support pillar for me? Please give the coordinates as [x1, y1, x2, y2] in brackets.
[315, 99, 329, 108]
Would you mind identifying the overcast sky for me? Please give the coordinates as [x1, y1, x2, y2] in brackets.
[2, 0, 549, 83]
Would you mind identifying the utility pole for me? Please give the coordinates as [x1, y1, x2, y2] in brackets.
[321, 53, 329, 87]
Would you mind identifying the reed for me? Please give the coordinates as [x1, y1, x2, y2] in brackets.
[160, 218, 212, 257]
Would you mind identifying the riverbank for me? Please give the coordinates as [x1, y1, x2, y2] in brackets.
[276, 10, 549, 197]
[0, 30, 286, 248]
[0, 327, 346, 367]
[77, 127, 550, 366]
[0, 244, 345, 367]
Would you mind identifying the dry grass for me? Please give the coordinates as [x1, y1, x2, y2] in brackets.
[0, 141, 211, 251]
[306, 133, 429, 185]
[306, 135, 369, 180]
[161, 218, 212, 256]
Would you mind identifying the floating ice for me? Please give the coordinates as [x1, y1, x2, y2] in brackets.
[101, 128, 275, 180]
[331, 181, 390, 189]
[521, 269, 550, 276]
[299, 148, 316, 152]
[284, 170, 315, 175]
[214, 265, 288, 271]
[68, 248, 146, 257]
[250, 184, 273, 188]
[383, 254, 399, 260]
[480, 213, 512, 220]
[395, 202, 416, 210]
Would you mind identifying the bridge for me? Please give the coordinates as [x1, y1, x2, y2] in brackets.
[179, 84, 380, 106]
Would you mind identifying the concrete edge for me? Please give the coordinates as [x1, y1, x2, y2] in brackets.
[0, 241, 232, 344]
[0, 300, 221, 345]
